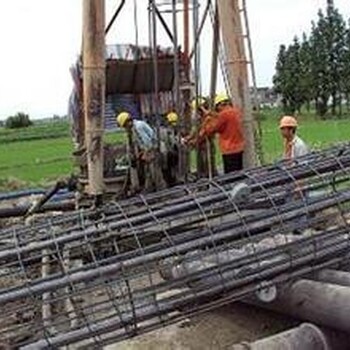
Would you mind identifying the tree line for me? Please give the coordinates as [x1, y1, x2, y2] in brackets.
[273, 4, 350, 117]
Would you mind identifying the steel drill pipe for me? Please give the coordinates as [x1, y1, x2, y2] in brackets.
[6, 246, 350, 346]
[1, 158, 349, 259]
[1, 143, 347, 232]
[3, 221, 350, 348]
[0, 176, 348, 285]
[0, 145, 350, 347]
[21, 248, 350, 349]
[0, 144, 345, 256]
[232, 323, 350, 350]
[0, 186, 348, 279]
[251, 280, 350, 333]
[311, 268, 350, 287]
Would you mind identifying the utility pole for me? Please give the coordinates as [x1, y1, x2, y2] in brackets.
[217, 0, 256, 168]
[82, 0, 105, 197]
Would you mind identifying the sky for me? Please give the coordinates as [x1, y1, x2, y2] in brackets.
[0, 0, 349, 119]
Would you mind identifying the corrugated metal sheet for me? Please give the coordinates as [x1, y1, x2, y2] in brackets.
[69, 44, 177, 136]
[105, 44, 175, 60]
[106, 58, 174, 94]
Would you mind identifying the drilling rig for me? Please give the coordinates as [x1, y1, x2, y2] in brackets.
[70, 0, 260, 204]
[1, 2, 350, 349]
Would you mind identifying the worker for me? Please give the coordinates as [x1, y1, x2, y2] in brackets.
[189, 94, 245, 174]
[279, 116, 308, 160]
[279, 116, 310, 235]
[184, 97, 209, 142]
[117, 111, 164, 191]
[160, 112, 180, 186]
[186, 97, 217, 177]
[117, 112, 157, 154]
[191, 97, 208, 114]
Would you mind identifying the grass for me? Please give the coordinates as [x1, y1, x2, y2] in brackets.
[260, 108, 350, 163]
[0, 111, 349, 189]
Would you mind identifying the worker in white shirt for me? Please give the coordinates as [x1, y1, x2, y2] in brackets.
[117, 111, 165, 191]
[279, 116, 309, 234]
[279, 116, 308, 160]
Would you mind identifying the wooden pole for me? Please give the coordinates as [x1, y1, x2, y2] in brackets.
[183, 0, 190, 59]
[208, 1, 219, 176]
[82, 0, 105, 196]
[217, 0, 256, 168]
[179, 0, 191, 180]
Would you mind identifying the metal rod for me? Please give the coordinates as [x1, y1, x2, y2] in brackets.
[171, 0, 180, 113]
[154, 5, 174, 43]
[189, 0, 211, 60]
[105, 0, 126, 34]
[232, 323, 350, 350]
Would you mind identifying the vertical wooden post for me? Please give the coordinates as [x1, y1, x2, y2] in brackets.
[82, 0, 105, 195]
[217, 0, 256, 168]
[208, 1, 220, 176]
[183, 0, 190, 59]
[178, 0, 191, 180]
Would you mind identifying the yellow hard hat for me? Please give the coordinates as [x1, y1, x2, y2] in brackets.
[116, 111, 130, 127]
[279, 116, 298, 129]
[166, 112, 178, 124]
[214, 94, 230, 107]
[191, 97, 206, 110]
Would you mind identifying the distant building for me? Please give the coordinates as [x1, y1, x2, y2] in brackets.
[250, 87, 279, 108]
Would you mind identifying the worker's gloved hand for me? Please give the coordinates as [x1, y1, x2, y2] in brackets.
[140, 151, 155, 163]
[188, 138, 197, 147]
[181, 135, 190, 145]
[181, 135, 197, 148]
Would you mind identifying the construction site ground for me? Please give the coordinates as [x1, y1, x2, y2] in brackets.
[106, 304, 295, 350]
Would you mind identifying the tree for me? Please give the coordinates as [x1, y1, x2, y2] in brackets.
[299, 33, 314, 111]
[273, 38, 305, 114]
[273, 4, 348, 118]
[309, 14, 331, 117]
[5, 112, 33, 129]
[326, 6, 346, 115]
[273, 45, 288, 110]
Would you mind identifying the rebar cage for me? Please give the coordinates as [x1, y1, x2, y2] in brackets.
[1, 144, 350, 348]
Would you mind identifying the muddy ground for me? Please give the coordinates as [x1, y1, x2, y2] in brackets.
[106, 303, 295, 350]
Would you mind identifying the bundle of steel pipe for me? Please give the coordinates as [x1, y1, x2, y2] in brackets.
[1, 144, 350, 245]
[0, 144, 350, 348]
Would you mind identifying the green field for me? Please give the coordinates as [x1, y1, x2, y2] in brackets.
[260, 109, 350, 163]
[1, 111, 349, 189]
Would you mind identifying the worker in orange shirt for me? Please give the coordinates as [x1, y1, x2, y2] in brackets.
[192, 94, 245, 174]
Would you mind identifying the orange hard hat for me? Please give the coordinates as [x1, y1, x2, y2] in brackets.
[279, 116, 298, 129]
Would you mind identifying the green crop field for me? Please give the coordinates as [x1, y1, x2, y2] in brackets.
[260, 108, 350, 163]
[0, 110, 349, 190]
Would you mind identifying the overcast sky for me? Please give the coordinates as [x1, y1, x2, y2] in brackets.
[0, 0, 349, 119]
